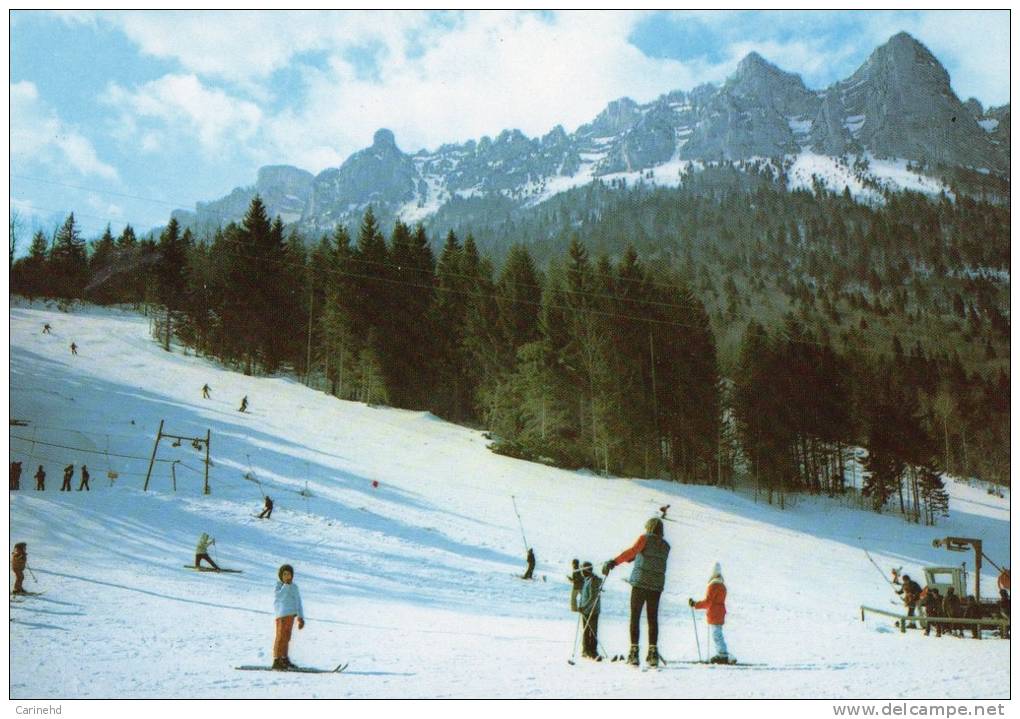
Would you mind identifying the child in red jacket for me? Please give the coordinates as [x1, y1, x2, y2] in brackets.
[689, 562, 730, 664]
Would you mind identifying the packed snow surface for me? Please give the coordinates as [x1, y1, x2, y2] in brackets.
[9, 304, 1009, 698]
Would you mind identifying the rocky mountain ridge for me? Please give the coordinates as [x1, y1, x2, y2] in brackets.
[172, 32, 1009, 235]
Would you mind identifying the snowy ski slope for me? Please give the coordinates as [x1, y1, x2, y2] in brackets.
[8, 303, 1010, 698]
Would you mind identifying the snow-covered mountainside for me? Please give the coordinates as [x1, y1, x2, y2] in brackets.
[172, 32, 1007, 235]
[9, 303, 1010, 698]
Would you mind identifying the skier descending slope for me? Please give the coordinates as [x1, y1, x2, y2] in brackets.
[690, 562, 732, 664]
[603, 516, 670, 668]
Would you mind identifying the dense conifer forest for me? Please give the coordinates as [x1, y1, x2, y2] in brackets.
[11, 175, 1008, 521]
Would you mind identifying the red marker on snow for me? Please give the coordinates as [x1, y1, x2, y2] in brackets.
[372, 480, 379, 489]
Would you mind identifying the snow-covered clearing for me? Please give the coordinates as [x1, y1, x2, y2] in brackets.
[8, 303, 1009, 698]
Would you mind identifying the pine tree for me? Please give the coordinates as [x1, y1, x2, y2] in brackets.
[50, 213, 88, 299]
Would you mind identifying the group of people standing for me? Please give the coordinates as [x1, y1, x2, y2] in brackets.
[895, 570, 1011, 639]
[9, 461, 90, 491]
[567, 516, 730, 667]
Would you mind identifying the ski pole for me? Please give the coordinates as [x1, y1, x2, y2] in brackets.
[568, 612, 583, 665]
[26, 565, 37, 583]
[510, 495, 528, 551]
[690, 605, 703, 662]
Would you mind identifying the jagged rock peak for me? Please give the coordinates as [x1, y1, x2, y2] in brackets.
[373, 128, 397, 148]
[736, 51, 776, 75]
[868, 31, 945, 79]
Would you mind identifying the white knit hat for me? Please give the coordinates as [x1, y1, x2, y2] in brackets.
[711, 562, 723, 578]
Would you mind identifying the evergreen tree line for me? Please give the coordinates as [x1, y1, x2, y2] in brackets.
[11, 193, 1007, 517]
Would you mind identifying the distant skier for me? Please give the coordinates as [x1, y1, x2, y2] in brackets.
[999, 589, 1010, 638]
[273, 564, 305, 670]
[238, 395, 248, 413]
[578, 561, 603, 660]
[61, 464, 74, 492]
[258, 496, 274, 519]
[10, 461, 22, 491]
[34, 465, 45, 491]
[78, 465, 90, 491]
[690, 562, 730, 663]
[194, 532, 220, 571]
[522, 548, 536, 580]
[921, 586, 943, 637]
[603, 516, 670, 667]
[70, 342, 78, 356]
[202, 384, 211, 399]
[893, 570, 922, 629]
[568, 558, 583, 612]
[11, 542, 27, 595]
[659, 504, 670, 519]
[42, 323, 51, 334]
[963, 596, 981, 639]
[942, 586, 962, 637]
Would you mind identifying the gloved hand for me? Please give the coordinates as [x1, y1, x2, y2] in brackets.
[688, 598, 695, 607]
[602, 560, 615, 576]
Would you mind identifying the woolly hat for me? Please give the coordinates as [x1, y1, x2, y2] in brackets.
[710, 562, 723, 579]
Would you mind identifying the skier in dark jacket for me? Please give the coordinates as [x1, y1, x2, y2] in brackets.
[999, 589, 1010, 638]
[258, 496, 274, 519]
[568, 558, 583, 612]
[202, 384, 211, 399]
[11, 542, 27, 594]
[604, 516, 670, 667]
[894, 571, 922, 628]
[523, 548, 535, 580]
[577, 561, 602, 660]
[42, 323, 51, 334]
[61, 464, 74, 492]
[922, 587, 942, 637]
[78, 465, 90, 491]
[34, 465, 45, 491]
[10, 461, 22, 491]
[238, 395, 248, 413]
[70, 342, 78, 355]
[942, 587, 963, 637]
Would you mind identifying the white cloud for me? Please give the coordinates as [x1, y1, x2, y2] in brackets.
[11, 81, 119, 180]
[258, 11, 704, 171]
[103, 74, 262, 151]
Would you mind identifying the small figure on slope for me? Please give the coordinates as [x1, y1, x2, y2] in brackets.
[202, 384, 211, 400]
[34, 465, 45, 491]
[522, 547, 536, 580]
[659, 504, 670, 519]
[194, 532, 220, 571]
[238, 395, 248, 413]
[78, 465, 90, 491]
[921, 586, 942, 637]
[942, 586, 962, 637]
[61, 464, 74, 492]
[42, 323, 51, 334]
[578, 561, 602, 660]
[892, 570, 922, 629]
[273, 564, 305, 670]
[568, 558, 583, 612]
[10, 461, 22, 491]
[258, 496, 274, 519]
[690, 562, 731, 664]
[70, 342, 78, 356]
[11, 542, 27, 595]
[603, 516, 670, 668]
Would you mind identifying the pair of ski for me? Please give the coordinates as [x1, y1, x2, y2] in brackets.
[182, 566, 243, 573]
[236, 663, 348, 674]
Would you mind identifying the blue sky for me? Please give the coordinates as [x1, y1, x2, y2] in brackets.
[9, 10, 1011, 243]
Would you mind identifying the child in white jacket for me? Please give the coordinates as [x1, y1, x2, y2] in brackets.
[273, 564, 305, 670]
